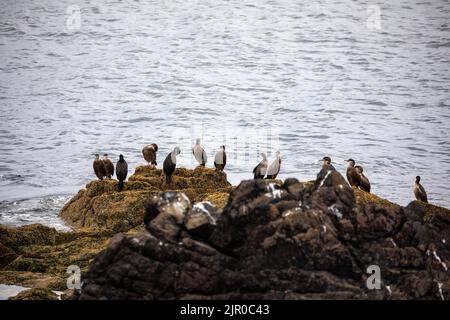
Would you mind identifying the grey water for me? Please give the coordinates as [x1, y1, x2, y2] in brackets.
[1, 0, 450, 229]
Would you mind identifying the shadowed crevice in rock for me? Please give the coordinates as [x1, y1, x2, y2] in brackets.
[76, 169, 450, 300]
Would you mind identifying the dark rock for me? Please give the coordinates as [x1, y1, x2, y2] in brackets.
[77, 169, 450, 300]
[144, 192, 191, 243]
[184, 201, 221, 239]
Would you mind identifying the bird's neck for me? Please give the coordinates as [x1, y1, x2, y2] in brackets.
[171, 151, 178, 162]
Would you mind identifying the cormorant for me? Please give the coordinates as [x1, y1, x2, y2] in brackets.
[93, 154, 106, 180]
[266, 151, 281, 179]
[163, 147, 181, 185]
[414, 176, 428, 203]
[116, 154, 128, 192]
[214, 145, 226, 171]
[192, 138, 207, 166]
[253, 153, 268, 179]
[142, 143, 158, 167]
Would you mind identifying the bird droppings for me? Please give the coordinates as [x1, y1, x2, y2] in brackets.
[193, 202, 217, 225]
[433, 250, 448, 271]
[282, 208, 301, 218]
[265, 183, 282, 199]
[318, 170, 332, 188]
[328, 204, 343, 219]
[386, 285, 392, 295]
[390, 239, 397, 247]
[436, 281, 445, 300]
[282, 211, 293, 218]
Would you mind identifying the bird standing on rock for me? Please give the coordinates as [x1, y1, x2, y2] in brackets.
[266, 151, 281, 179]
[192, 139, 207, 166]
[163, 147, 181, 185]
[116, 154, 128, 192]
[414, 176, 428, 203]
[355, 165, 371, 193]
[253, 153, 268, 179]
[345, 159, 362, 188]
[103, 154, 114, 179]
[142, 143, 158, 167]
[93, 154, 106, 180]
[214, 145, 226, 171]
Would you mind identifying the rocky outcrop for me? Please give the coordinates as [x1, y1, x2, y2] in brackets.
[2, 165, 449, 300]
[0, 167, 232, 298]
[59, 166, 232, 232]
[0, 224, 115, 291]
[77, 168, 450, 300]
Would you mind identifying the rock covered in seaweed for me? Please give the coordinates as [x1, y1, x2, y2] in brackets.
[0, 224, 115, 291]
[76, 168, 450, 300]
[59, 166, 232, 232]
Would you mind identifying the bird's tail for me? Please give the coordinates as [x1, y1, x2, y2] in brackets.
[118, 180, 124, 192]
[165, 174, 171, 185]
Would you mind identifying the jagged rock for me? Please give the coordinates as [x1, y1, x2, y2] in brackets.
[59, 167, 231, 231]
[77, 168, 450, 300]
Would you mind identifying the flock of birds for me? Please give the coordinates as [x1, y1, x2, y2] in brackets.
[92, 139, 429, 203]
[319, 156, 428, 203]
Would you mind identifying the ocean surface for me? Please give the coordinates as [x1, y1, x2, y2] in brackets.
[1, 0, 449, 230]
